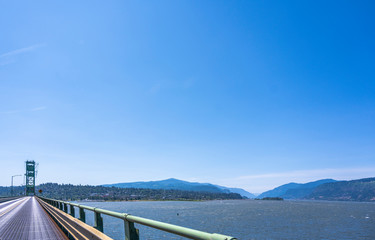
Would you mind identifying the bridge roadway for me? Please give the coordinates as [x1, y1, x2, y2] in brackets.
[0, 196, 68, 240]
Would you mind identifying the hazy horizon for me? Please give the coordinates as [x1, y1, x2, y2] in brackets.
[3, 167, 375, 194]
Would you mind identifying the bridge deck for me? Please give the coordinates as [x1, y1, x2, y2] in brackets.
[0, 196, 67, 240]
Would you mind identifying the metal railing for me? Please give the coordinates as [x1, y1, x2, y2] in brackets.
[38, 197, 237, 240]
[0, 196, 20, 204]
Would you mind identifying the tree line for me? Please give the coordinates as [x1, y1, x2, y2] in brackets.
[0, 183, 243, 201]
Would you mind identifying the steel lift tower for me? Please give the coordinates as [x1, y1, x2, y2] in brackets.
[25, 160, 36, 196]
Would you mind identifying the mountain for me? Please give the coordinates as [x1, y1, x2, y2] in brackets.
[307, 177, 375, 202]
[258, 179, 337, 199]
[227, 188, 257, 198]
[103, 178, 222, 192]
[257, 183, 300, 199]
[214, 185, 256, 198]
[102, 178, 255, 198]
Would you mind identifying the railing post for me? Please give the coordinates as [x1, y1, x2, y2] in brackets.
[79, 207, 86, 223]
[124, 220, 139, 240]
[70, 205, 75, 217]
[94, 211, 104, 232]
[63, 203, 68, 213]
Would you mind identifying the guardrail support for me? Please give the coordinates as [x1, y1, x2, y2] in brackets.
[94, 211, 104, 232]
[63, 203, 68, 213]
[79, 207, 86, 223]
[124, 220, 139, 240]
[70, 205, 75, 217]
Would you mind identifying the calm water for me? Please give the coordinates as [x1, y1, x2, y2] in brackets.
[75, 200, 375, 240]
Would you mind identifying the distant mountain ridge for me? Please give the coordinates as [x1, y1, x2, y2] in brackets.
[307, 177, 375, 202]
[258, 179, 337, 199]
[213, 185, 256, 198]
[102, 178, 256, 198]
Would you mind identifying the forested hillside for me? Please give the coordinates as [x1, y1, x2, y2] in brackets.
[307, 178, 375, 202]
[0, 183, 242, 201]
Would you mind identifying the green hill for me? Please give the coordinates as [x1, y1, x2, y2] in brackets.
[35, 183, 243, 201]
[103, 178, 256, 198]
[307, 177, 375, 202]
[258, 179, 336, 199]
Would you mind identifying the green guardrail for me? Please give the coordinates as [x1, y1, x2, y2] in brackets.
[38, 196, 237, 240]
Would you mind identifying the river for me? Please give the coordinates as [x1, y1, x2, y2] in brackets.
[76, 199, 375, 239]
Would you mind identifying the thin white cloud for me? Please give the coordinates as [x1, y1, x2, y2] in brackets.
[236, 167, 375, 180]
[0, 106, 47, 114]
[148, 83, 161, 94]
[183, 78, 195, 89]
[30, 106, 47, 112]
[0, 109, 22, 114]
[0, 44, 44, 66]
[0, 44, 44, 58]
[210, 167, 375, 193]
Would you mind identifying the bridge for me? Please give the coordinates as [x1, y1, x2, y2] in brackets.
[0, 161, 237, 240]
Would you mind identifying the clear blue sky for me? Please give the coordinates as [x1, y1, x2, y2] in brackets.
[1, 1, 374, 193]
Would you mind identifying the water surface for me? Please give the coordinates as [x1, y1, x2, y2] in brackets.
[76, 200, 375, 240]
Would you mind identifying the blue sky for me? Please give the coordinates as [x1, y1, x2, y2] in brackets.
[1, 1, 374, 193]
